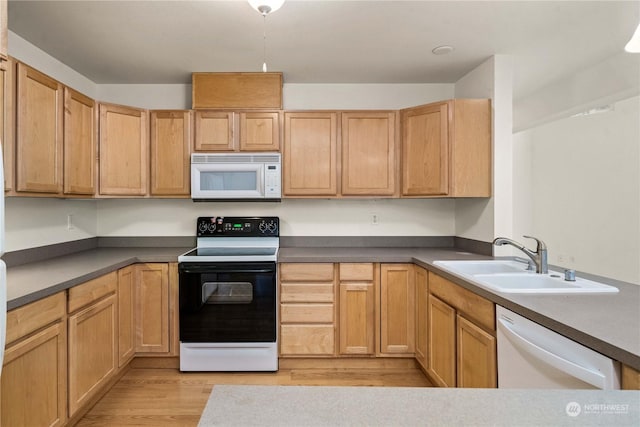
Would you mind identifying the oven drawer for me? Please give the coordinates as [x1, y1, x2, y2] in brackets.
[281, 303, 334, 323]
[280, 325, 335, 356]
[281, 283, 334, 303]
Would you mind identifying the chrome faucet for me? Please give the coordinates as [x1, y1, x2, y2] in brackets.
[493, 235, 548, 274]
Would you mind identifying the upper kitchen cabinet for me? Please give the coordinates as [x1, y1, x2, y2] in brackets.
[194, 111, 234, 151]
[401, 99, 491, 197]
[63, 87, 96, 196]
[150, 110, 191, 196]
[98, 103, 149, 196]
[15, 63, 63, 194]
[0, 0, 7, 59]
[341, 112, 397, 196]
[239, 111, 280, 151]
[192, 72, 283, 109]
[283, 112, 338, 196]
[1, 56, 14, 192]
[193, 110, 281, 152]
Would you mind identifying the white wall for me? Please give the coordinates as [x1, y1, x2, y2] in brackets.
[5, 198, 97, 251]
[512, 95, 640, 284]
[97, 198, 455, 237]
[454, 55, 514, 255]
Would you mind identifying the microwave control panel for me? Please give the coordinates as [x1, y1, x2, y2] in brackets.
[264, 163, 282, 198]
[196, 216, 279, 237]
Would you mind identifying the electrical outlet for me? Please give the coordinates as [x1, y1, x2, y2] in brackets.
[371, 214, 379, 225]
[67, 214, 75, 231]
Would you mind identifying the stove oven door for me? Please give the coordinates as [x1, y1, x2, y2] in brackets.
[178, 262, 276, 343]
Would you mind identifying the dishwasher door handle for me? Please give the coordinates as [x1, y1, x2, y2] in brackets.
[498, 317, 607, 389]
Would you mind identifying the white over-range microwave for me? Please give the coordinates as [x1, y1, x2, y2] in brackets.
[191, 153, 282, 201]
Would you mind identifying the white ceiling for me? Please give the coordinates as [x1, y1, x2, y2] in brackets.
[7, 0, 640, 99]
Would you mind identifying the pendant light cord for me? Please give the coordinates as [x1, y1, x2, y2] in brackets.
[262, 14, 268, 72]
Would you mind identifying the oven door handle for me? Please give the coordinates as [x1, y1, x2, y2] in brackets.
[180, 267, 275, 274]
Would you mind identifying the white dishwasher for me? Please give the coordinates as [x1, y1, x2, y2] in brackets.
[496, 306, 621, 389]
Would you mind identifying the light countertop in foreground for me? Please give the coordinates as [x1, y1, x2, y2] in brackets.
[198, 385, 639, 427]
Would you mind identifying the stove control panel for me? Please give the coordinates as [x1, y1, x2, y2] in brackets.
[196, 216, 279, 237]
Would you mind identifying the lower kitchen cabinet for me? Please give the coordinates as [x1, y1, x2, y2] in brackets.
[427, 271, 497, 388]
[456, 314, 496, 388]
[1, 294, 67, 427]
[339, 263, 375, 355]
[427, 294, 456, 386]
[622, 364, 640, 390]
[414, 266, 428, 370]
[135, 263, 170, 353]
[379, 264, 415, 355]
[117, 265, 136, 366]
[279, 263, 336, 356]
[67, 273, 118, 417]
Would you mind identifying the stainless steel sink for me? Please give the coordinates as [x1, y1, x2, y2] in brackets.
[433, 260, 619, 294]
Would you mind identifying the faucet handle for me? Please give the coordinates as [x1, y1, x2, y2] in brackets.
[523, 235, 547, 251]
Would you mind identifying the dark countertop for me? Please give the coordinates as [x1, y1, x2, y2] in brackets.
[6, 247, 190, 310]
[7, 245, 640, 370]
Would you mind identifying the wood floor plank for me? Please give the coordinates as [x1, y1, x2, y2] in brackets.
[77, 365, 433, 426]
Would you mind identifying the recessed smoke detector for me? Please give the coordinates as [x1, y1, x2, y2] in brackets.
[432, 45, 455, 55]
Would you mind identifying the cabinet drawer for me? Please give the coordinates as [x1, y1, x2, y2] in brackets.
[280, 263, 334, 281]
[280, 325, 334, 356]
[429, 272, 495, 331]
[281, 283, 334, 303]
[281, 304, 334, 323]
[6, 292, 66, 345]
[339, 263, 374, 281]
[68, 272, 117, 313]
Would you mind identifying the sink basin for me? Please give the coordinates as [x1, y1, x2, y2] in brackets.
[473, 272, 619, 294]
[433, 260, 619, 294]
[434, 260, 529, 275]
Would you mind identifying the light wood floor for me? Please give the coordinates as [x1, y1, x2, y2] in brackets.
[77, 363, 432, 426]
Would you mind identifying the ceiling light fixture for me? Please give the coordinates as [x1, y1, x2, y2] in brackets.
[624, 21, 640, 53]
[248, 0, 285, 72]
[432, 45, 455, 55]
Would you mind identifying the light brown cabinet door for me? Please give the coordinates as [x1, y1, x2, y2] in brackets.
[239, 111, 280, 151]
[283, 112, 338, 196]
[64, 87, 96, 195]
[339, 281, 375, 355]
[68, 294, 117, 417]
[99, 103, 148, 195]
[456, 314, 497, 388]
[341, 112, 397, 196]
[427, 294, 456, 387]
[16, 62, 63, 194]
[193, 111, 234, 151]
[622, 364, 640, 390]
[1, 322, 67, 427]
[379, 264, 415, 355]
[135, 263, 170, 353]
[414, 266, 428, 370]
[0, 57, 14, 192]
[150, 110, 191, 196]
[0, 0, 6, 59]
[401, 102, 449, 196]
[117, 265, 136, 367]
